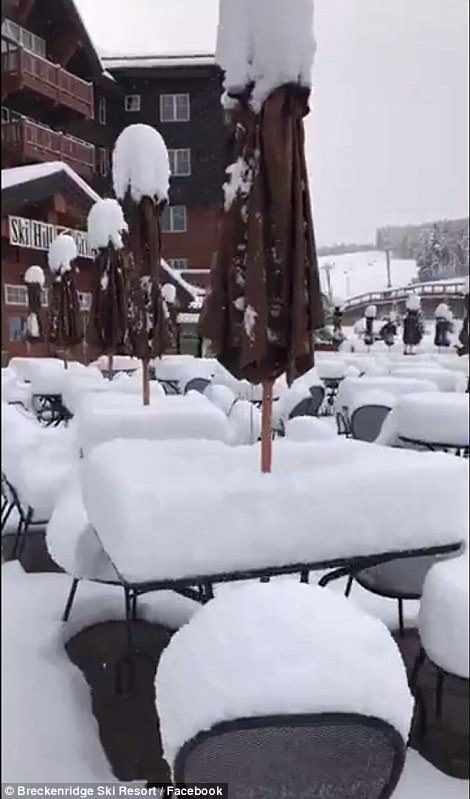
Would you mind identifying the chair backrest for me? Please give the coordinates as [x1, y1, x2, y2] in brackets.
[184, 378, 211, 395]
[175, 713, 405, 799]
[336, 409, 351, 437]
[289, 396, 322, 421]
[350, 405, 391, 443]
[309, 385, 325, 415]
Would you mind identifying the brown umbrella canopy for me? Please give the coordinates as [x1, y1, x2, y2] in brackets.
[124, 195, 172, 361]
[24, 266, 45, 343]
[199, 84, 324, 386]
[91, 244, 129, 355]
[47, 235, 82, 351]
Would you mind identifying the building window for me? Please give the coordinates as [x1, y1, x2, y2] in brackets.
[124, 94, 141, 112]
[9, 315, 25, 342]
[98, 147, 109, 177]
[160, 94, 190, 123]
[167, 258, 189, 271]
[98, 97, 107, 125]
[1, 19, 46, 57]
[78, 292, 92, 312]
[4, 284, 28, 306]
[161, 206, 187, 233]
[168, 148, 191, 177]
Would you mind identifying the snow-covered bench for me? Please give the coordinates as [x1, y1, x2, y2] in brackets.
[156, 581, 413, 795]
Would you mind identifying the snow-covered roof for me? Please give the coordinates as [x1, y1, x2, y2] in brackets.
[103, 53, 216, 71]
[1, 162, 100, 203]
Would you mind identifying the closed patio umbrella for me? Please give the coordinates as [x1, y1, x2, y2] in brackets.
[199, 0, 324, 471]
[403, 295, 424, 355]
[113, 124, 172, 405]
[24, 265, 45, 346]
[87, 198, 129, 377]
[47, 234, 82, 365]
[458, 289, 469, 356]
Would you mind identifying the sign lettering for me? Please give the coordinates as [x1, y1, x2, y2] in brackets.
[8, 215, 95, 259]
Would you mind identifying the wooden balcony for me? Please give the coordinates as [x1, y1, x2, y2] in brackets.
[2, 117, 95, 178]
[1, 46, 94, 119]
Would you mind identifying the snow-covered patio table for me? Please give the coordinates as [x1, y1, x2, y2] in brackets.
[376, 393, 470, 452]
[76, 392, 231, 455]
[81, 438, 466, 591]
[336, 376, 438, 416]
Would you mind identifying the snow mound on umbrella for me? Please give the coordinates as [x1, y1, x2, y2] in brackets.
[48, 235, 78, 275]
[406, 294, 421, 311]
[217, 0, 316, 111]
[24, 266, 45, 287]
[87, 198, 128, 250]
[112, 124, 170, 204]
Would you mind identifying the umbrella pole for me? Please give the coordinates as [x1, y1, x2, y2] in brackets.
[107, 354, 114, 382]
[142, 358, 150, 406]
[261, 380, 274, 473]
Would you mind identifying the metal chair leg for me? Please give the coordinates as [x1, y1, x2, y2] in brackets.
[62, 578, 80, 622]
[12, 512, 25, 559]
[17, 507, 33, 559]
[410, 647, 426, 694]
[398, 598, 405, 638]
[345, 574, 354, 597]
[436, 670, 446, 721]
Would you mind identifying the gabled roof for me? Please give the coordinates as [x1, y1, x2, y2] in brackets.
[1, 162, 100, 215]
[103, 53, 216, 71]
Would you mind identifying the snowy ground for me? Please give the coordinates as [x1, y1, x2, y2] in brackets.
[2, 562, 468, 795]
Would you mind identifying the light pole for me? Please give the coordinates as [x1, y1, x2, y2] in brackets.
[343, 269, 352, 298]
[321, 262, 335, 303]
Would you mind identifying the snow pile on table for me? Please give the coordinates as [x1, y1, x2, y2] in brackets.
[1, 370, 31, 408]
[48, 234, 78, 274]
[285, 417, 336, 441]
[336, 376, 437, 413]
[47, 470, 118, 582]
[81, 438, 468, 584]
[153, 355, 203, 384]
[419, 555, 469, 679]
[87, 198, 128, 250]
[112, 123, 170, 204]
[217, 0, 315, 111]
[349, 389, 396, 416]
[156, 581, 413, 769]
[91, 355, 141, 373]
[315, 358, 347, 380]
[77, 393, 230, 454]
[391, 367, 463, 393]
[61, 374, 111, 415]
[376, 393, 469, 448]
[228, 399, 261, 445]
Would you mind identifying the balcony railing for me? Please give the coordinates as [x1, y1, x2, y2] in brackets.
[2, 47, 94, 119]
[343, 281, 467, 311]
[2, 116, 95, 178]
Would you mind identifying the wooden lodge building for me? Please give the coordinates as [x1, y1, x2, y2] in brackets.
[1, 0, 225, 362]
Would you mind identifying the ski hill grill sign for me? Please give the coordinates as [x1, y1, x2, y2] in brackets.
[8, 215, 94, 259]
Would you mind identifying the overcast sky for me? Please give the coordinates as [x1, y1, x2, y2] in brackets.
[76, 0, 469, 246]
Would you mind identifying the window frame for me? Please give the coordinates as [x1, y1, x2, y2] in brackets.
[162, 206, 187, 234]
[4, 284, 28, 307]
[97, 146, 109, 177]
[160, 93, 190, 123]
[168, 148, 191, 177]
[98, 96, 107, 125]
[8, 314, 26, 342]
[124, 94, 141, 113]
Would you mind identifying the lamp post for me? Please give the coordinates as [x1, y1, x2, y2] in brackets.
[321, 262, 335, 303]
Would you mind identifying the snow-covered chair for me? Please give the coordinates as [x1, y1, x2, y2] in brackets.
[350, 403, 393, 443]
[183, 377, 211, 395]
[284, 417, 337, 442]
[156, 582, 413, 797]
[411, 555, 469, 729]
